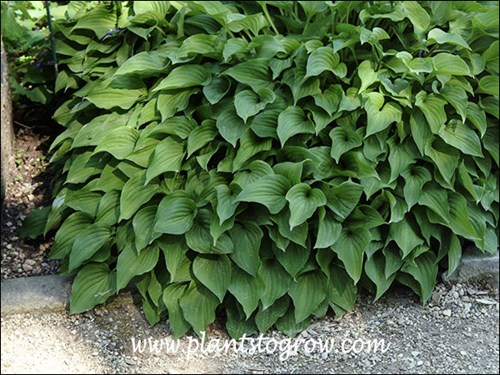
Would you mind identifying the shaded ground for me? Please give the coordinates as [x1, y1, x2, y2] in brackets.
[1, 282, 498, 374]
[1, 126, 59, 279]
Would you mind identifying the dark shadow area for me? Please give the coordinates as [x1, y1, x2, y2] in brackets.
[1, 122, 60, 279]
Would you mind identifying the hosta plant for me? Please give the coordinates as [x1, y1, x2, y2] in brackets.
[21, 1, 499, 338]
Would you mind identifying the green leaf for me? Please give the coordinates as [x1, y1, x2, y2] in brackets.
[387, 138, 415, 183]
[119, 171, 159, 221]
[402, 1, 430, 34]
[270, 58, 293, 80]
[322, 181, 364, 219]
[271, 210, 309, 248]
[215, 184, 239, 224]
[277, 106, 315, 147]
[186, 209, 234, 254]
[115, 51, 166, 77]
[229, 222, 263, 277]
[157, 89, 198, 120]
[346, 205, 385, 229]
[415, 91, 447, 134]
[49, 212, 94, 259]
[305, 47, 342, 78]
[153, 65, 211, 91]
[203, 76, 231, 105]
[386, 191, 407, 224]
[177, 34, 224, 59]
[427, 28, 471, 50]
[255, 296, 290, 332]
[329, 126, 363, 163]
[314, 207, 342, 249]
[364, 92, 402, 137]
[133, 206, 162, 251]
[117, 244, 159, 291]
[439, 84, 468, 123]
[187, 121, 218, 158]
[483, 126, 499, 166]
[424, 140, 459, 183]
[357, 60, 378, 93]
[193, 254, 231, 303]
[66, 152, 108, 184]
[228, 266, 261, 319]
[275, 243, 310, 279]
[19, 207, 50, 240]
[401, 252, 438, 303]
[389, 216, 424, 258]
[222, 58, 271, 92]
[417, 183, 450, 223]
[236, 174, 291, 215]
[286, 183, 326, 229]
[228, 13, 268, 35]
[154, 192, 197, 235]
[326, 263, 357, 315]
[438, 120, 483, 157]
[70, 263, 115, 314]
[446, 234, 462, 277]
[216, 107, 247, 148]
[365, 251, 397, 301]
[179, 281, 220, 335]
[331, 226, 371, 284]
[273, 161, 304, 186]
[447, 192, 478, 240]
[466, 102, 487, 138]
[235, 89, 275, 123]
[225, 298, 258, 340]
[432, 53, 471, 76]
[95, 127, 139, 160]
[223, 37, 249, 62]
[153, 116, 197, 140]
[314, 85, 343, 116]
[72, 5, 117, 38]
[275, 306, 311, 337]
[232, 160, 274, 188]
[258, 260, 292, 310]
[159, 238, 191, 283]
[146, 138, 185, 183]
[96, 191, 121, 226]
[477, 75, 499, 96]
[86, 86, 146, 111]
[232, 130, 272, 172]
[65, 185, 102, 217]
[163, 283, 190, 338]
[288, 271, 327, 323]
[68, 224, 112, 272]
[401, 166, 432, 209]
[250, 108, 281, 139]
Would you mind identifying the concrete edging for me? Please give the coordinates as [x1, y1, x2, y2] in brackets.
[442, 248, 499, 288]
[1, 250, 498, 316]
[1, 275, 136, 316]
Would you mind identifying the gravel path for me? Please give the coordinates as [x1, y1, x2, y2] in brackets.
[2, 282, 498, 374]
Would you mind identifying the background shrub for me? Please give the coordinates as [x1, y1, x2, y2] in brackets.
[20, 1, 499, 338]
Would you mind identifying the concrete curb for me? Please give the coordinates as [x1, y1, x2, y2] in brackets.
[1, 275, 137, 316]
[1, 275, 72, 315]
[442, 248, 499, 289]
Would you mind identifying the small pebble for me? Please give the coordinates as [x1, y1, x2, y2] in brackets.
[442, 309, 452, 317]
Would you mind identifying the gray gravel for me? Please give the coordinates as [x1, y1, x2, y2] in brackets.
[2, 281, 498, 374]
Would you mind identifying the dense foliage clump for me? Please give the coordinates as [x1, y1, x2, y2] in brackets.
[20, 1, 499, 338]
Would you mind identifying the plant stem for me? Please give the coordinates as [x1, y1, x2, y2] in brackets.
[262, 3, 279, 35]
[44, 0, 58, 77]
